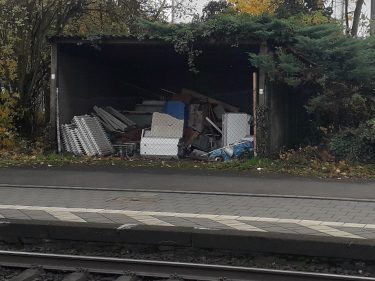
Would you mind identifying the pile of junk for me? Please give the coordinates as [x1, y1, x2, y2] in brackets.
[60, 88, 254, 162]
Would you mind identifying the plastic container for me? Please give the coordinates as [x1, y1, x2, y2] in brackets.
[165, 101, 189, 127]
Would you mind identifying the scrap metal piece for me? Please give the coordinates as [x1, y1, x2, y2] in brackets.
[205, 117, 222, 134]
[93, 106, 126, 131]
[103, 106, 136, 127]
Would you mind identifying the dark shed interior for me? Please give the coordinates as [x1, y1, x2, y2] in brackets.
[52, 37, 309, 157]
[56, 39, 259, 124]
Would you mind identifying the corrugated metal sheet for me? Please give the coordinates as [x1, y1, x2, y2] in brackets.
[61, 115, 114, 156]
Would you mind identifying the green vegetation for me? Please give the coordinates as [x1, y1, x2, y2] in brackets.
[138, 6, 375, 163]
[2, 151, 375, 180]
[0, 0, 194, 144]
[1, 0, 375, 174]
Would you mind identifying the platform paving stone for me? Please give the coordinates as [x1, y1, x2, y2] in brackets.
[185, 217, 234, 229]
[0, 209, 31, 220]
[22, 210, 59, 221]
[156, 217, 203, 228]
[1, 186, 375, 239]
[73, 212, 115, 224]
[100, 213, 142, 225]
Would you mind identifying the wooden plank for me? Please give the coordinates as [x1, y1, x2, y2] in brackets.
[181, 88, 239, 112]
[205, 117, 222, 134]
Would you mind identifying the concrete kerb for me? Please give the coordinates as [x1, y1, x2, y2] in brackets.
[0, 220, 49, 242]
[117, 225, 192, 246]
[191, 230, 354, 258]
[1, 219, 375, 260]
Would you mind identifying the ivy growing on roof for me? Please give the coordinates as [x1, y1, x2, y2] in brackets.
[138, 13, 375, 88]
[138, 14, 295, 72]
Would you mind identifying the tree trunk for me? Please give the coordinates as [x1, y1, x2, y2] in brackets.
[345, 0, 349, 31]
[351, 0, 364, 36]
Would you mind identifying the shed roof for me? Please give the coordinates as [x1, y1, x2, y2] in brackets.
[47, 34, 261, 46]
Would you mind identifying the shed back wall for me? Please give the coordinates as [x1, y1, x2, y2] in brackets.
[58, 49, 117, 124]
[57, 42, 258, 125]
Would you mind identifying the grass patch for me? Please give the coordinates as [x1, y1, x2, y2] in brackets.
[1, 149, 375, 179]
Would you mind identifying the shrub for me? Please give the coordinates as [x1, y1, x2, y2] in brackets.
[329, 119, 375, 162]
[0, 91, 19, 150]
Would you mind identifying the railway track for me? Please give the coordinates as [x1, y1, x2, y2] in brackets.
[0, 250, 375, 281]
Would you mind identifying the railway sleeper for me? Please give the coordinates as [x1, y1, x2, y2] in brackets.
[62, 271, 89, 281]
[4, 268, 187, 281]
[115, 276, 141, 281]
[9, 268, 45, 281]
[163, 273, 185, 281]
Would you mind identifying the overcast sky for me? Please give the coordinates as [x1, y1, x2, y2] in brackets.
[195, 0, 211, 13]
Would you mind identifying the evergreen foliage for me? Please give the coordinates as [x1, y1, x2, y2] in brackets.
[139, 13, 375, 90]
[329, 119, 375, 161]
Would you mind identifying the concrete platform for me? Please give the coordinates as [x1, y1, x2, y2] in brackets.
[1, 165, 375, 259]
[2, 164, 375, 200]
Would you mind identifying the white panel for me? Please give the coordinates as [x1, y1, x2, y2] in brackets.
[150, 112, 184, 138]
[223, 113, 251, 146]
[140, 129, 180, 157]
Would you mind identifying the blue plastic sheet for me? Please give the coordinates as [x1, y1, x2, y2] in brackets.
[210, 148, 232, 161]
[210, 141, 254, 162]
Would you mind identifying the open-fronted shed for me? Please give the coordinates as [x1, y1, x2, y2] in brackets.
[48, 35, 301, 157]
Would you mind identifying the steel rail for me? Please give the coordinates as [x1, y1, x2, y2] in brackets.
[0, 250, 374, 281]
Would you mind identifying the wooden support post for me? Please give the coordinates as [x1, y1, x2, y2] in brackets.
[50, 42, 58, 145]
[253, 72, 257, 155]
[258, 42, 267, 107]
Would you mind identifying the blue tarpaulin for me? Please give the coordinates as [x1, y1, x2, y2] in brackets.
[210, 141, 254, 162]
